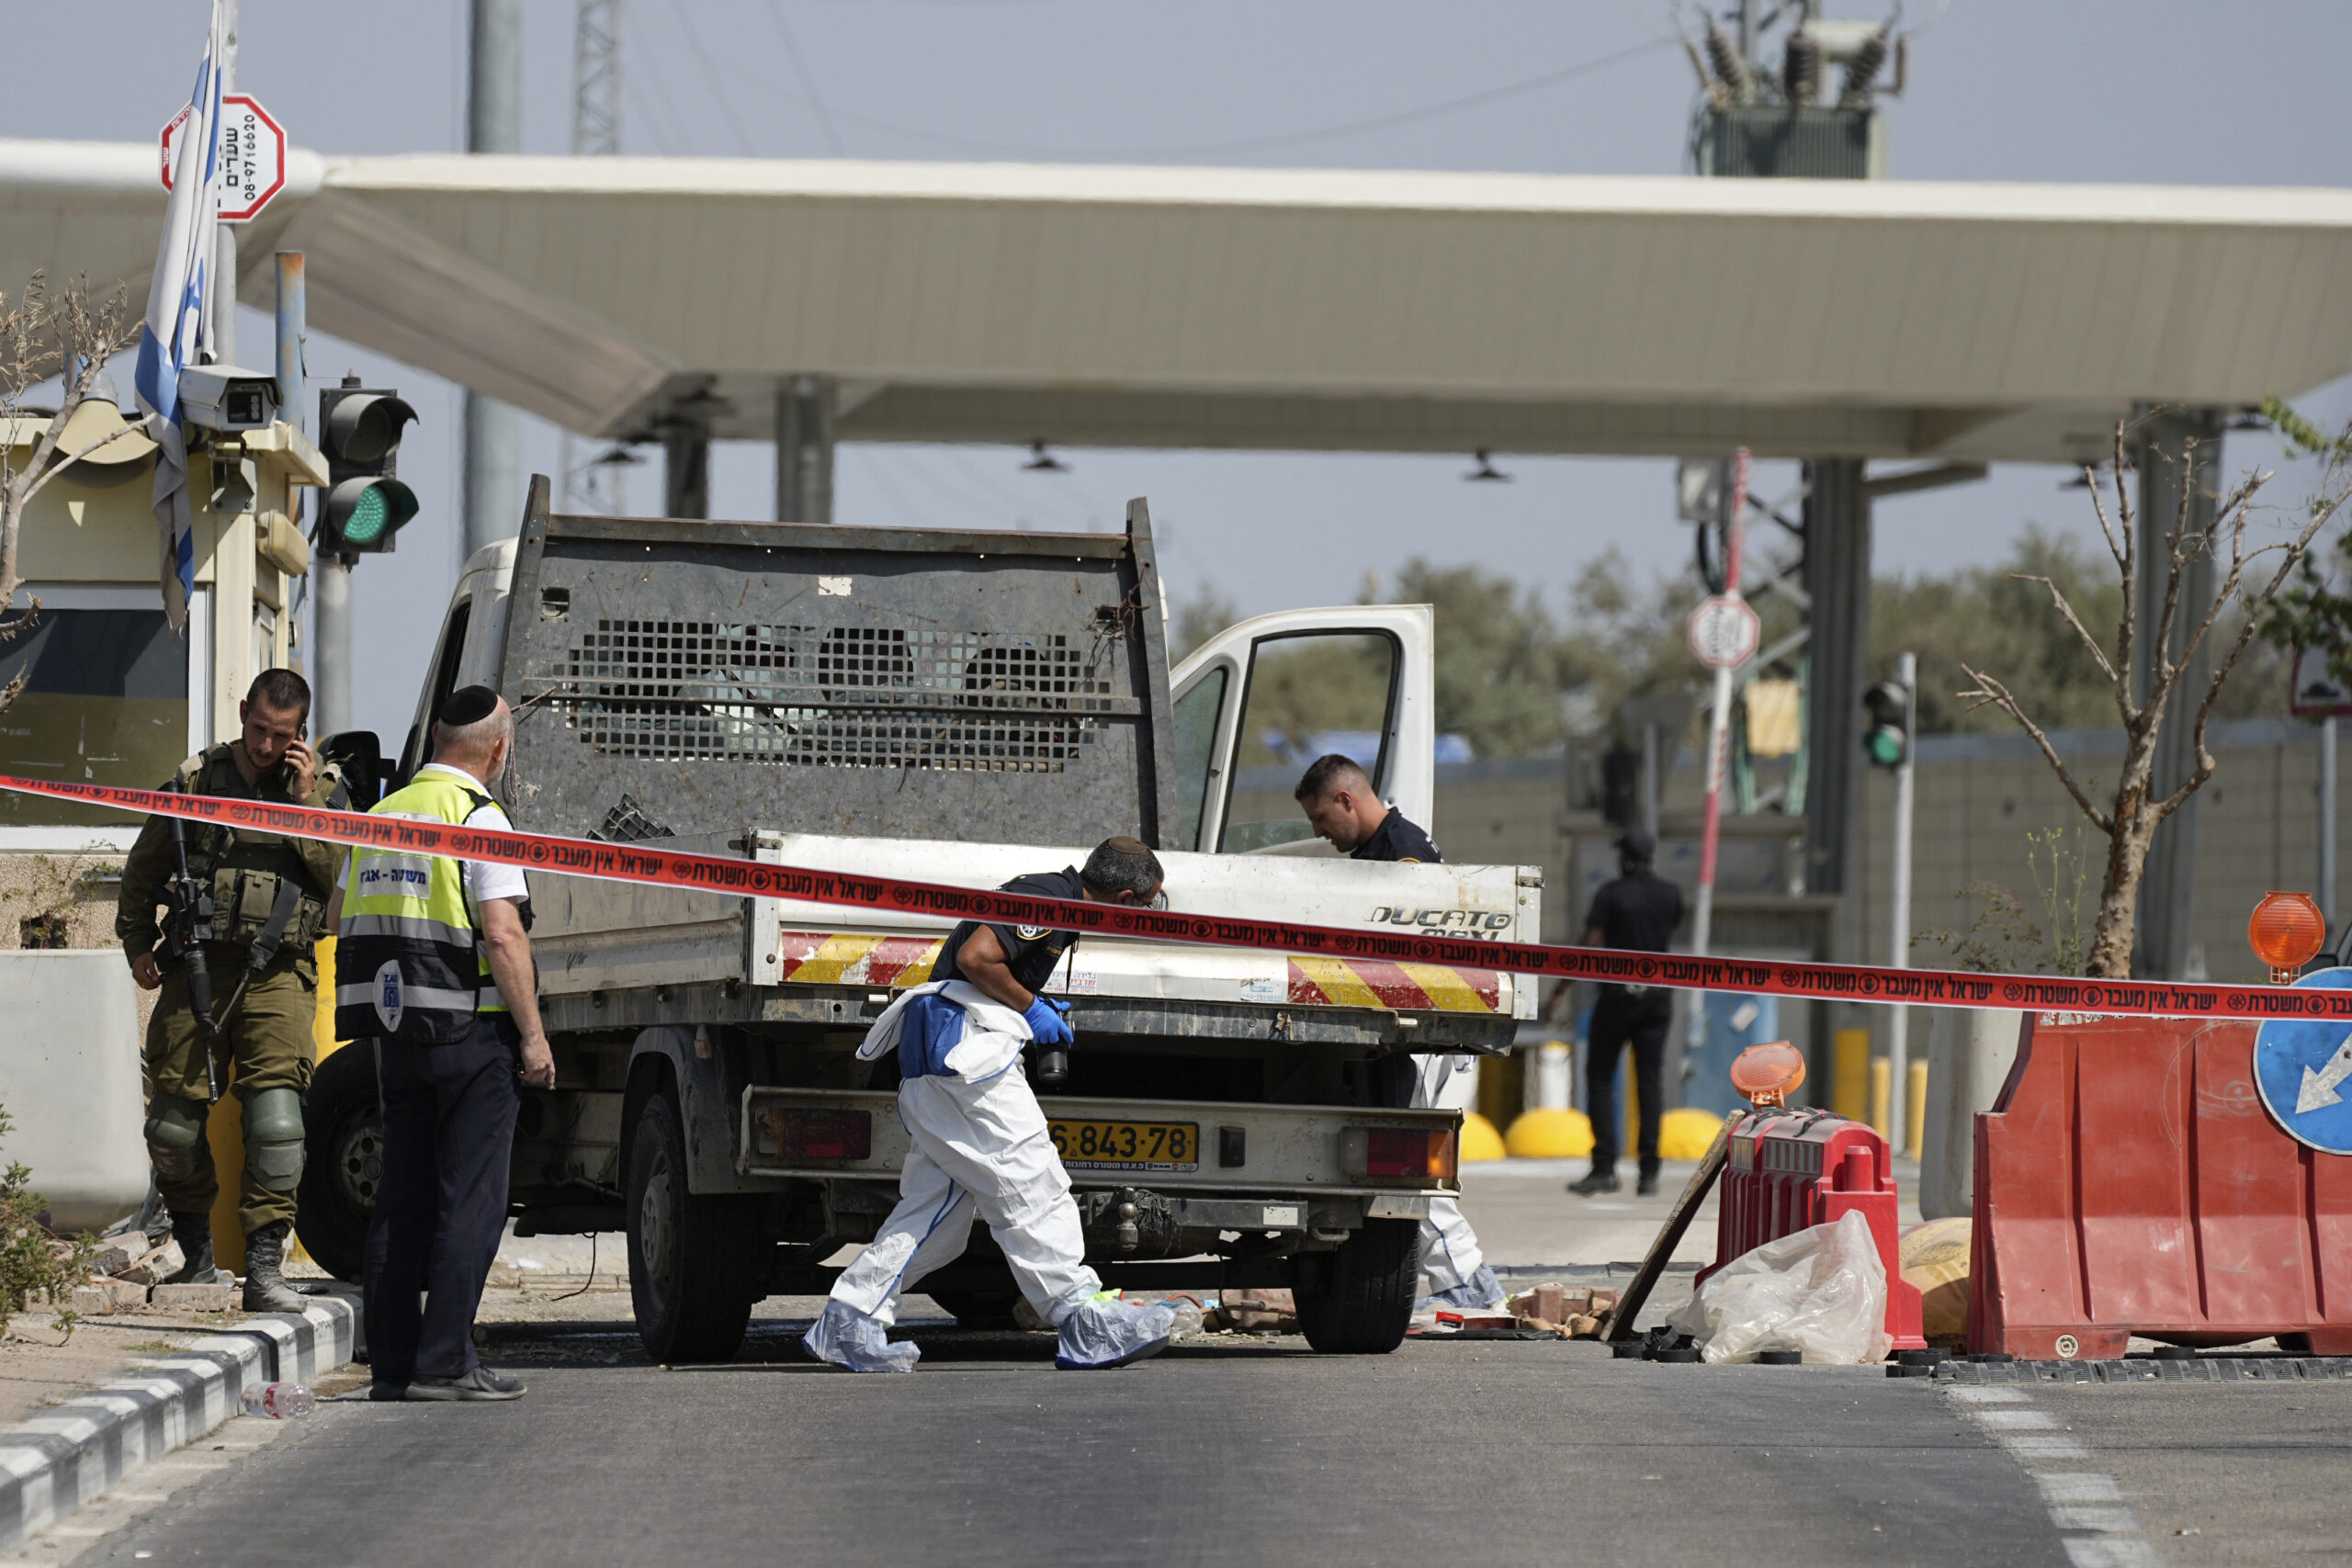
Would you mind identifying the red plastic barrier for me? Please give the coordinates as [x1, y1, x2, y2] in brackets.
[1695, 1108, 1926, 1352]
[1969, 1012, 2352, 1359]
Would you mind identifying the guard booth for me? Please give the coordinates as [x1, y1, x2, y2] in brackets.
[0, 391, 323, 1265]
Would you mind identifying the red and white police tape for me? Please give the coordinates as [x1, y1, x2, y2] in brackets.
[24, 772, 2336, 1022]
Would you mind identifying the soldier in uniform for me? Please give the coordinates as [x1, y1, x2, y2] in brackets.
[116, 669, 347, 1311]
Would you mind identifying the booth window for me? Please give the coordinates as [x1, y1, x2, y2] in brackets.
[0, 608, 187, 827]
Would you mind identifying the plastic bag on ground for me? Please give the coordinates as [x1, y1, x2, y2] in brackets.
[1666, 1210, 1893, 1365]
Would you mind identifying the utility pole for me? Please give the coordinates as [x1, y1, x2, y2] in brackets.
[278, 253, 347, 737]
[212, 0, 237, 364]
[464, 0, 523, 558]
[2324, 716, 2339, 940]
[560, 1, 624, 516]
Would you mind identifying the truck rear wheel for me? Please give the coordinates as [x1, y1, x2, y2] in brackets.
[627, 1089, 763, 1363]
[296, 1044, 381, 1284]
[1291, 1218, 1418, 1354]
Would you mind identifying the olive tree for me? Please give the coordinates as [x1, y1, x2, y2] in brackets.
[1958, 416, 2350, 978]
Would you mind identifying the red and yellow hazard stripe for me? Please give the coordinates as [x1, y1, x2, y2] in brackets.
[1289, 956, 1499, 1013]
[775, 931, 943, 987]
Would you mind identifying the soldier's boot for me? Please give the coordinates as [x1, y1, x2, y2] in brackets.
[164, 1211, 216, 1284]
[242, 1221, 307, 1313]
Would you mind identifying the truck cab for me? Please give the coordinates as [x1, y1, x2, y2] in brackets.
[300, 480, 1538, 1360]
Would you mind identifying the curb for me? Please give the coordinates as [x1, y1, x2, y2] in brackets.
[0, 1293, 358, 1551]
[1937, 1353, 2352, 1384]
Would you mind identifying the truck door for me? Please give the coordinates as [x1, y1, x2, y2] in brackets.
[1166, 604, 1433, 854]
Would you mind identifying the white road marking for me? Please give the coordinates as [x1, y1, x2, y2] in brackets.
[1946, 1383, 2161, 1566]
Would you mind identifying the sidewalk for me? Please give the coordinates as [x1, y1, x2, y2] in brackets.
[0, 1295, 357, 1554]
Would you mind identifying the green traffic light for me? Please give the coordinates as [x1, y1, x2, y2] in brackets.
[342, 485, 389, 545]
[1866, 727, 1906, 767]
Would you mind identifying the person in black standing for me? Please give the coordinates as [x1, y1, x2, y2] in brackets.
[1570, 827, 1685, 1197]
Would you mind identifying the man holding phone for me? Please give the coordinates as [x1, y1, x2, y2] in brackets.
[118, 669, 350, 1312]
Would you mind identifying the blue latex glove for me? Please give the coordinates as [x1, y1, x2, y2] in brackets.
[1023, 996, 1075, 1046]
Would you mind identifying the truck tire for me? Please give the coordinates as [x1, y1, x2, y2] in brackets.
[627, 1089, 763, 1363]
[295, 1044, 381, 1284]
[1291, 1218, 1418, 1354]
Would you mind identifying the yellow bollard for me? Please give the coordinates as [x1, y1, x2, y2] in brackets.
[1870, 1057, 1892, 1141]
[1460, 1111, 1508, 1163]
[1906, 1058, 1929, 1161]
[1833, 1027, 1871, 1122]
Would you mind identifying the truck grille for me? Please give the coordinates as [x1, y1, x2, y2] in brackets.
[532, 619, 1125, 770]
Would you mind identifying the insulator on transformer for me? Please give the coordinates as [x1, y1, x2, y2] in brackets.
[1781, 29, 1822, 105]
[1839, 28, 1891, 105]
[1704, 22, 1753, 100]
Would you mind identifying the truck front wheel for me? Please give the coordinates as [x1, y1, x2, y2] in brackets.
[295, 1044, 381, 1284]
[627, 1089, 763, 1363]
[1291, 1218, 1418, 1354]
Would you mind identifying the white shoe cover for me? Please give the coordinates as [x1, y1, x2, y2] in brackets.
[804, 1301, 922, 1372]
[1414, 1263, 1506, 1315]
[1054, 1291, 1177, 1371]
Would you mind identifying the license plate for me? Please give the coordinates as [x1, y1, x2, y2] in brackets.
[1050, 1119, 1200, 1172]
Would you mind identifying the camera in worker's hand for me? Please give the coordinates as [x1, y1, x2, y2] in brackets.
[1022, 995, 1075, 1089]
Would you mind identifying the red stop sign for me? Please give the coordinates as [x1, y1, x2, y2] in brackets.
[160, 93, 288, 224]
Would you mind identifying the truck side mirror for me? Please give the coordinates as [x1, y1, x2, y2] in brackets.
[322, 729, 391, 807]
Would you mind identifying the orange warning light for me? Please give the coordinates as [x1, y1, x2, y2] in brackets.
[2249, 890, 2327, 982]
[1729, 1041, 1807, 1108]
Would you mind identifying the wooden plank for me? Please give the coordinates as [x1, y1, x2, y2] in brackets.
[1600, 1111, 1742, 1343]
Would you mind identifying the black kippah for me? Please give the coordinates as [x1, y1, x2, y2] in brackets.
[439, 684, 500, 727]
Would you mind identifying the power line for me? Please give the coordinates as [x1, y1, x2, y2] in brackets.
[669, 0, 760, 154]
[763, 0, 847, 155]
[801, 36, 1676, 160]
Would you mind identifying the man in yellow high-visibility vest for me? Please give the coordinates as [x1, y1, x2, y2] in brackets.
[332, 685, 553, 1402]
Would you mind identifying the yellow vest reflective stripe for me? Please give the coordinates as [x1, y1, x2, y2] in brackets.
[334, 772, 506, 1043]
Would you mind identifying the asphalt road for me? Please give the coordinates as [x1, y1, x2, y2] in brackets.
[83, 1318, 2073, 1568]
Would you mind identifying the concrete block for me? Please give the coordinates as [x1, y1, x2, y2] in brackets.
[119, 1238, 185, 1285]
[149, 1282, 236, 1313]
[66, 1280, 149, 1314]
[88, 1239, 141, 1277]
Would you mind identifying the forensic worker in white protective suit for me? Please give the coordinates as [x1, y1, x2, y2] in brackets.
[804, 837, 1183, 1372]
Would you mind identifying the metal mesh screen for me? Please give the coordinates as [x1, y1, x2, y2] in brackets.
[532, 619, 1122, 771]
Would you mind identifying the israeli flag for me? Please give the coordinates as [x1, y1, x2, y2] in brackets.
[132, 0, 227, 632]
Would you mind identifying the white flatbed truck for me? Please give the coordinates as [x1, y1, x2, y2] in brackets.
[296, 479, 1539, 1359]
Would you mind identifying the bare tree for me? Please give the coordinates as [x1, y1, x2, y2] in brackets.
[0, 273, 145, 712]
[1958, 418, 2351, 977]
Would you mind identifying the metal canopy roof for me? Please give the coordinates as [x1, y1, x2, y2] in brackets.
[6, 139, 2351, 464]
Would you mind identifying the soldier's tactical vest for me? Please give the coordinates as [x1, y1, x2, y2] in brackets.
[178, 746, 336, 956]
[334, 770, 510, 1044]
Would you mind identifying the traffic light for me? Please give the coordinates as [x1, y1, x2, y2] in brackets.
[317, 376, 418, 554]
[1861, 678, 1912, 768]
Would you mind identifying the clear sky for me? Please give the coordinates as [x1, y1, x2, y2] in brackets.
[5, 0, 2350, 742]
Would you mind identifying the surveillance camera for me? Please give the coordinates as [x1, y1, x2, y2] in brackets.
[176, 365, 279, 433]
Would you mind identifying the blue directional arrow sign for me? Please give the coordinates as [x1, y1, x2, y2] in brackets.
[2255, 967, 2352, 1155]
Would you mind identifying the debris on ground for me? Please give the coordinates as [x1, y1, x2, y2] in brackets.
[1502, 1284, 1620, 1338]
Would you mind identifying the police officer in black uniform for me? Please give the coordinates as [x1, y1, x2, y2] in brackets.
[1570, 827, 1686, 1196]
[1292, 753, 1440, 862]
[1292, 754, 1504, 1311]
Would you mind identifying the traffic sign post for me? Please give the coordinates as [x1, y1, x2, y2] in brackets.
[1689, 593, 1761, 670]
[161, 93, 287, 223]
[1685, 449, 1754, 1067]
